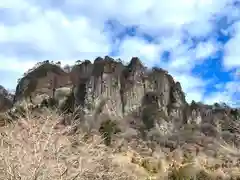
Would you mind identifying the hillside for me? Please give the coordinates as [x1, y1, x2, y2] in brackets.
[0, 56, 240, 179]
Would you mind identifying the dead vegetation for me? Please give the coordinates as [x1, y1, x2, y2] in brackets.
[1, 107, 240, 180]
[0, 109, 141, 180]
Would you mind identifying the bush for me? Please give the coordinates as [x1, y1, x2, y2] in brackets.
[99, 119, 121, 146]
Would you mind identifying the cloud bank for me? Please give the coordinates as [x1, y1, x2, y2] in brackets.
[0, 0, 239, 107]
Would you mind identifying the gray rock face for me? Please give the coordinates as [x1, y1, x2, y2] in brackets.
[72, 56, 187, 121]
[74, 56, 125, 117]
[0, 85, 13, 112]
[146, 68, 173, 108]
[14, 61, 70, 103]
[12, 57, 188, 122]
[121, 57, 146, 115]
[0, 85, 8, 96]
[70, 60, 93, 86]
[5, 56, 239, 141]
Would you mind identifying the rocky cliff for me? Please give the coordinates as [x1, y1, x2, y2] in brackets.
[69, 56, 187, 121]
[1, 57, 240, 180]
[14, 61, 71, 103]
[0, 85, 13, 112]
[3, 56, 238, 129]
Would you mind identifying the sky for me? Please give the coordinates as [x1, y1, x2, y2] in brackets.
[0, 0, 239, 107]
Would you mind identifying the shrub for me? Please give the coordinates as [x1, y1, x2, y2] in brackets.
[99, 119, 121, 146]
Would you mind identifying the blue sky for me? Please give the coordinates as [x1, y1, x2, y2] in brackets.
[0, 0, 239, 107]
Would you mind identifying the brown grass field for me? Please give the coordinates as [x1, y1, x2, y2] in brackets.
[1, 107, 240, 180]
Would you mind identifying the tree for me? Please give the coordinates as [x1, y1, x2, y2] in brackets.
[56, 61, 61, 66]
[75, 60, 81, 64]
[219, 102, 230, 108]
[63, 64, 71, 72]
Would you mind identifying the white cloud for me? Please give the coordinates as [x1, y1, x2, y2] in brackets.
[167, 71, 209, 103]
[186, 90, 205, 103]
[0, 0, 232, 62]
[167, 56, 193, 72]
[203, 80, 240, 107]
[0, 0, 30, 9]
[0, 5, 111, 61]
[0, 0, 239, 106]
[223, 21, 240, 70]
[0, 56, 35, 72]
[194, 40, 221, 60]
[165, 39, 221, 72]
[115, 36, 163, 66]
[204, 92, 231, 105]
[170, 72, 207, 91]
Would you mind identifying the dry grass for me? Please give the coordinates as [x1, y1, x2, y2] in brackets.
[1, 108, 240, 180]
[0, 110, 143, 180]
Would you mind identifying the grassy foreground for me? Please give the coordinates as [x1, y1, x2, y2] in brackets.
[1, 109, 240, 180]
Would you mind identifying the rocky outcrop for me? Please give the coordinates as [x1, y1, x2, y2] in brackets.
[12, 56, 239, 133]
[13, 57, 188, 120]
[14, 61, 71, 103]
[73, 57, 125, 117]
[71, 56, 187, 122]
[121, 57, 146, 115]
[0, 85, 13, 112]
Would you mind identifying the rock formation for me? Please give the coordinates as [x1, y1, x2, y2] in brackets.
[14, 61, 71, 103]
[1, 57, 240, 180]
[68, 56, 187, 122]
[0, 85, 13, 112]
[10, 56, 239, 130]
[12, 56, 187, 128]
